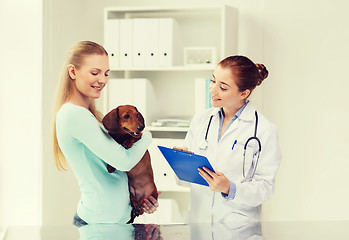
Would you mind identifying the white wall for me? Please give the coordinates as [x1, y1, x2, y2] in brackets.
[261, 0, 349, 221]
[0, 0, 42, 226]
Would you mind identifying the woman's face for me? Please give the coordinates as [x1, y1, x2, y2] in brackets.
[209, 65, 248, 110]
[69, 54, 109, 101]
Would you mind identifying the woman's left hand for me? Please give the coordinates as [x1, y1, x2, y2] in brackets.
[199, 167, 230, 194]
[143, 195, 159, 214]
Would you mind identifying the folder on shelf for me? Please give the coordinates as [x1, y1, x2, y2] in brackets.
[206, 78, 212, 108]
[158, 18, 177, 67]
[195, 78, 207, 114]
[104, 78, 159, 124]
[195, 78, 212, 113]
[104, 19, 120, 69]
[132, 78, 158, 125]
[132, 18, 147, 67]
[119, 19, 133, 67]
[144, 18, 159, 67]
[157, 146, 215, 187]
[105, 78, 134, 114]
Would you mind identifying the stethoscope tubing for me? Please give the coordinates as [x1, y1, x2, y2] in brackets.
[200, 110, 262, 180]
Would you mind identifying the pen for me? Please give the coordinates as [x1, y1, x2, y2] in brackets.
[232, 140, 237, 150]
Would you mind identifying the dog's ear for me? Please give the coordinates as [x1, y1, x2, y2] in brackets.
[102, 108, 119, 132]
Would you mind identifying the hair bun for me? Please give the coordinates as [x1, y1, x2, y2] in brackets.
[256, 64, 268, 85]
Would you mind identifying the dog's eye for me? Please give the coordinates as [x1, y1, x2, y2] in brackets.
[124, 114, 130, 119]
[136, 113, 140, 118]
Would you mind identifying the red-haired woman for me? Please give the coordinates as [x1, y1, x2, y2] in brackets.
[177, 55, 282, 224]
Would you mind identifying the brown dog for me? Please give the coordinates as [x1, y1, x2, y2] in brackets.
[102, 105, 158, 223]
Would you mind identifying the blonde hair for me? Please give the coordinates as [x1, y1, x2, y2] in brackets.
[52, 41, 108, 171]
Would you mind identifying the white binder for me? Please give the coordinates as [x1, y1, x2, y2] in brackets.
[144, 18, 159, 67]
[158, 18, 177, 67]
[105, 78, 134, 114]
[119, 19, 133, 68]
[132, 19, 147, 67]
[132, 78, 158, 125]
[104, 19, 120, 69]
[105, 78, 158, 125]
[195, 78, 207, 114]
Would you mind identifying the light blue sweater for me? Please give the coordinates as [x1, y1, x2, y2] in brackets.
[56, 103, 152, 224]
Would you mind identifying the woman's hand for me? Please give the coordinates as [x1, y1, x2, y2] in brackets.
[143, 195, 159, 214]
[198, 167, 230, 194]
[134, 224, 163, 240]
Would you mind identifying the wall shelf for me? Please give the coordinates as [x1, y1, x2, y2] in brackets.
[103, 4, 237, 224]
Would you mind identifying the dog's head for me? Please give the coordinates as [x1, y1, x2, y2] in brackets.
[102, 105, 145, 138]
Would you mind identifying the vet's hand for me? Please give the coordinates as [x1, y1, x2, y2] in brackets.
[172, 146, 194, 154]
[198, 167, 230, 194]
[173, 146, 187, 151]
[143, 195, 159, 214]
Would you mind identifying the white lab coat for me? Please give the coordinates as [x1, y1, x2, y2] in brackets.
[184, 102, 282, 223]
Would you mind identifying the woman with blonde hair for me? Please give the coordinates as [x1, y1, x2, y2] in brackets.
[52, 41, 158, 226]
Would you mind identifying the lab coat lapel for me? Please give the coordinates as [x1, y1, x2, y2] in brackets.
[238, 102, 255, 122]
[220, 102, 256, 140]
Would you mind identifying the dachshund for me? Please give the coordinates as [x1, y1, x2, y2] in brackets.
[102, 105, 158, 223]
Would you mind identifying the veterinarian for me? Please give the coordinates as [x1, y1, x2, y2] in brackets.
[177, 55, 281, 223]
[52, 41, 158, 226]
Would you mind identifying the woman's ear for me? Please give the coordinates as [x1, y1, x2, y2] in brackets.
[240, 89, 250, 99]
[68, 64, 77, 80]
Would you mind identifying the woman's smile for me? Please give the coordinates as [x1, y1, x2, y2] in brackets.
[211, 95, 221, 101]
[91, 85, 104, 92]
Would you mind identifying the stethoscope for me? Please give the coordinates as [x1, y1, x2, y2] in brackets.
[199, 111, 261, 179]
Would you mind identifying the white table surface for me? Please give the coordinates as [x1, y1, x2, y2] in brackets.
[3, 221, 349, 240]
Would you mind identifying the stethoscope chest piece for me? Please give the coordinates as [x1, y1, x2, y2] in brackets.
[199, 140, 208, 150]
[199, 115, 214, 151]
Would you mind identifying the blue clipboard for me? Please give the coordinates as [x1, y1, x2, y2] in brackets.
[158, 145, 215, 187]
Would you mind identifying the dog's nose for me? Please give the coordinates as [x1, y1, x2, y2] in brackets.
[137, 126, 144, 132]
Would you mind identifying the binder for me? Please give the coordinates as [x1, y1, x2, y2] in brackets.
[195, 78, 207, 114]
[195, 78, 212, 113]
[105, 78, 158, 124]
[158, 146, 215, 187]
[119, 19, 133, 68]
[132, 18, 147, 67]
[105, 78, 134, 113]
[158, 18, 177, 66]
[144, 18, 159, 67]
[104, 19, 120, 69]
[206, 78, 212, 108]
[132, 78, 158, 125]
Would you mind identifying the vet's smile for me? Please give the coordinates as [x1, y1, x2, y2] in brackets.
[211, 95, 221, 101]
